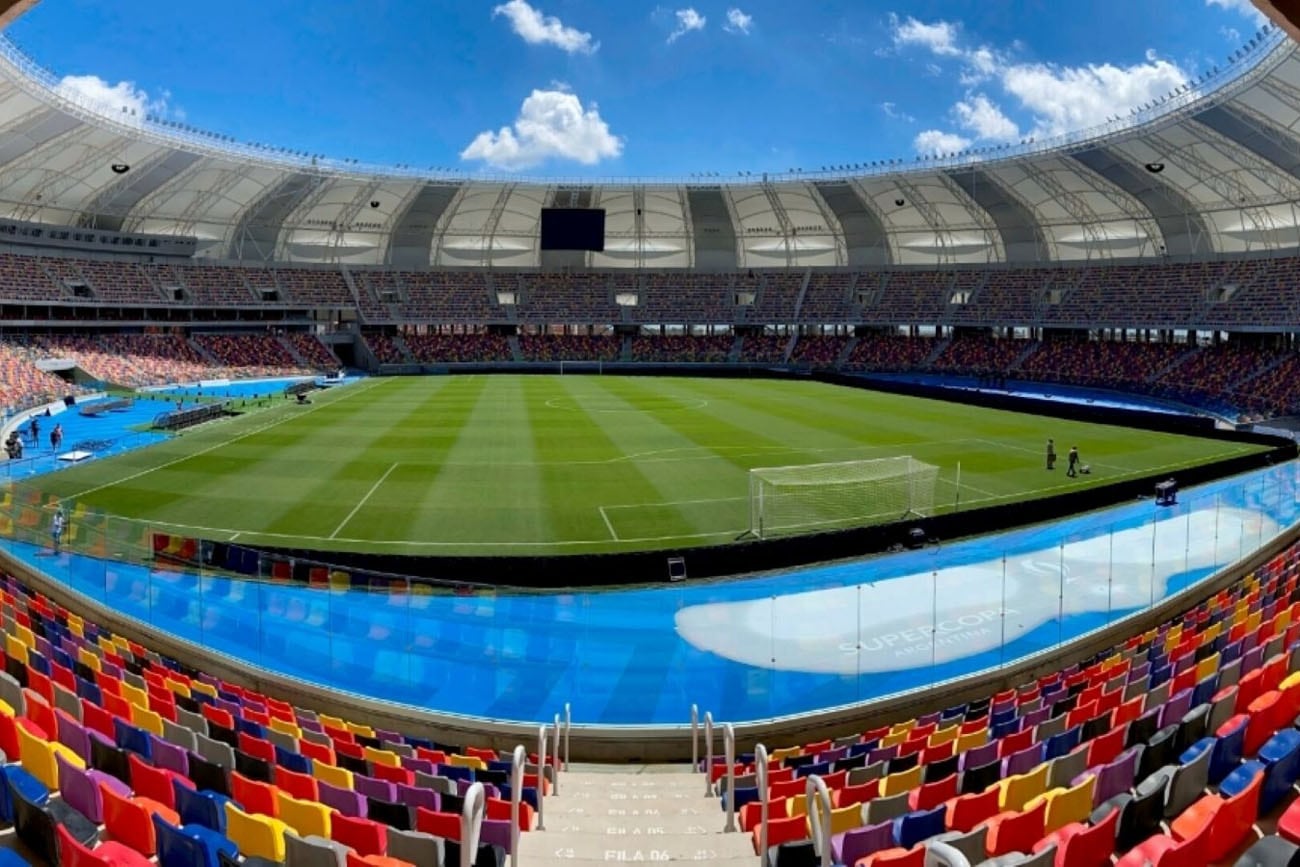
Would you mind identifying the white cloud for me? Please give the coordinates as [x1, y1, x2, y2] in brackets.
[460, 88, 623, 170]
[1001, 55, 1188, 137]
[953, 93, 1019, 141]
[1206, 0, 1268, 22]
[724, 8, 753, 35]
[890, 14, 961, 57]
[669, 8, 706, 43]
[887, 10, 1192, 153]
[492, 0, 598, 54]
[881, 102, 915, 123]
[55, 74, 174, 124]
[914, 129, 972, 155]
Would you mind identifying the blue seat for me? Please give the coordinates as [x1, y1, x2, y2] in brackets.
[1254, 729, 1300, 813]
[497, 783, 539, 812]
[74, 678, 101, 705]
[893, 805, 946, 850]
[233, 718, 264, 739]
[0, 848, 30, 867]
[1210, 718, 1249, 784]
[1045, 726, 1081, 761]
[114, 717, 153, 760]
[274, 745, 312, 774]
[174, 780, 231, 834]
[437, 764, 474, 782]
[796, 761, 830, 779]
[154, 812, 238, 867]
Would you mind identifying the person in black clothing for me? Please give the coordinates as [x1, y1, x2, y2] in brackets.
[1046, 439, 1056, 470]
[1067, 445, 1080, 478]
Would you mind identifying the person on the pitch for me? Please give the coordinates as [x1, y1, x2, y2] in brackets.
[50, 508, 65, 554]
[1067, 445, 1081, 478]
[1046, 438, 1056, 471]
[50, 423, 62, 453]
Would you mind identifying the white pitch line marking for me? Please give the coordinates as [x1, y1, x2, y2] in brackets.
[66, 379, 385, 501]
[598, 506, 620, 541]
[330, 462, 400, 540]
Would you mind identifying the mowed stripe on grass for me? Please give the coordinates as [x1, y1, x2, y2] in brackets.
[31, 375, 1262, 556]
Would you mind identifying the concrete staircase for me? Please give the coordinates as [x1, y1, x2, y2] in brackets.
[517, 766, 756, 867]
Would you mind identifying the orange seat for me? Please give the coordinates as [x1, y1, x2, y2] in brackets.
[855, 846, 925, 867]
[274, 765, 320, 801]
[909, 774, 957, 812]
[1169, 768, 1262, 862]
[100, 782, 181, 857]
[231, 771, 281, 818]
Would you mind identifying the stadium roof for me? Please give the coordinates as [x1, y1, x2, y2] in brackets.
[0, 14, 1299, 268]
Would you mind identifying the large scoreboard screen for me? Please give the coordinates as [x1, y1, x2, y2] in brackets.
[540, 208, 606, 252]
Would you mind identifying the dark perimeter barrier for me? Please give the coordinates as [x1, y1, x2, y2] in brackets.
[190, 369, 1297, 589]
[151, 401, 230, 432]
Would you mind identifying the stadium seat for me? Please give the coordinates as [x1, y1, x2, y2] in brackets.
[224, 801, 291, 863]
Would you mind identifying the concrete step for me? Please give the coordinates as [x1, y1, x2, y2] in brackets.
[519, 830, 755, 863]
[544, 803, 718, 822]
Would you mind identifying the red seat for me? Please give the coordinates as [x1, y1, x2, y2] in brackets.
[1275, 794, 1300, 845]
[947, 788, 1001, 833]
[752, 814, 807, 854]
[1169, 769, 1262, 862]
[983, 800, 1047, 858]
[1034, 806, 1118, 867]
[1245, 690, 1284, 755]
[855, 847, 925, 867]
[909, 774, 957, 811]
[834, 780, 879, 809]
[100, 783, 181, 857]
[231, 771, 280, 818]
[415, 808, 461, 841]
[331, 814, 388, 857]
[57, 822, 153, 867]
[128, 754, 190, 810]
[1116, 812, 1213, 867]
[274, 766, 319, 801]
[237, 732, 276, 763]
[1086, 725, 1126, 768]
[370, 763, 414, 786]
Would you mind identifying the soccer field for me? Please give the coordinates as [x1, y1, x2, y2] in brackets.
[33, 375, 1264, 556]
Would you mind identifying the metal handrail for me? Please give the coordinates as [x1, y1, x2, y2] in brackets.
[552, 713, 562, 795]
[723, 723, 737, 832]
[536, 724, 548, 831]
[703, 711, 714, 796]
[509, 745, 525, 867]
[804, 775, 832, 867]
[564, 702, 571, 771]
[460, 782, 486, 867]
[754, 743, 771, 867]
[690, 704, 699, 770]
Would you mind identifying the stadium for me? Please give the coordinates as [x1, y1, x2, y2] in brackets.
[0, 0, 1300, 864]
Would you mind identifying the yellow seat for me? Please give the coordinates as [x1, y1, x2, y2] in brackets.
[131, 705, 164, 736]
[954, 729, 988, 755]
[879, 731, 907, 749]
[269, 718, 302, 738]
[999, 763, 1049, 812]
[446, 754, 486, 771]
[276, 792, 332, 838]
[165, 678, 192, 699]
[5, 636, 27, 664]
[225, 802, 290, 863]
[318, 714, 346, 730]
[769, 747, 800, 762]
[787, 797, 809, 819]
[12, 624, 34, 650]
[823, 803, 864, 836]
[345, 722, 375, 738]
[879, 765, 923, 797]
[889, 720, 916, 736]
[1196, 654, 1221, 685]
[190, 681, 217, 699]
[312, 759, 353, 790]
[1027, 776, 1096, 835]
[75, 647, 100, 672]
[18, 726, 82, 790]
[363, 746, 400, 768]
[119, 682, 149, 711]
[927, 726, 958, 748]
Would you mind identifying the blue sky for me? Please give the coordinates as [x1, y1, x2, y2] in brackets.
[4, 0, 1274, 178]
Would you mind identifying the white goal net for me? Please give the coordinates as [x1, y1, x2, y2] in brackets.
[749, 456, 940, 539]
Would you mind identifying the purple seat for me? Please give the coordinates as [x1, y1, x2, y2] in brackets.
[400, 757, 434, 775]
[1079, 746, 1140, 807]
[298, 719, 324, 734]
[58, 752, 130, 823]
[1020, 707, 1050, 730]
[1003, 743, 1045, 777]
[353, 774, 397, 802]
[215, 698, 241, 718]
[375, 729, 402, 743]
[56, 711, 91, 761]
[868, 744, 898, 765]
[817, 746, 848, 765]
[961, 742, 999, 772]
[480, 819, 513, 852]
[318, 779, 367, 817]
[151, 734, 191, 776]
[1128, 662, 1151, 683]
[916, 712, 941, 728]
[1241, 644, 1264, 675]
[1159, 689, 1194, 729]
[831, 820, 894, 866]
[396, 784, 439, 812]
[100, 661, 122, 679]
[457, 778, 497, 799]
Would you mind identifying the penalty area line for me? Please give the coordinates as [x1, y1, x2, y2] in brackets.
[598, 506, 620, 541]
[330, 462, 400, 540]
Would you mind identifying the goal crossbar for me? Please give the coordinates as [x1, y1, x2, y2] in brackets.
[749, 455, 939, 539]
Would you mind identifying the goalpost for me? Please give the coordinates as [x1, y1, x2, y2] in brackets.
[748, 455, 940, 539]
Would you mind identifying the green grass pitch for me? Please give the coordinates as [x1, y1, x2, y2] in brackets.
[33, 375, 1264, 556]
